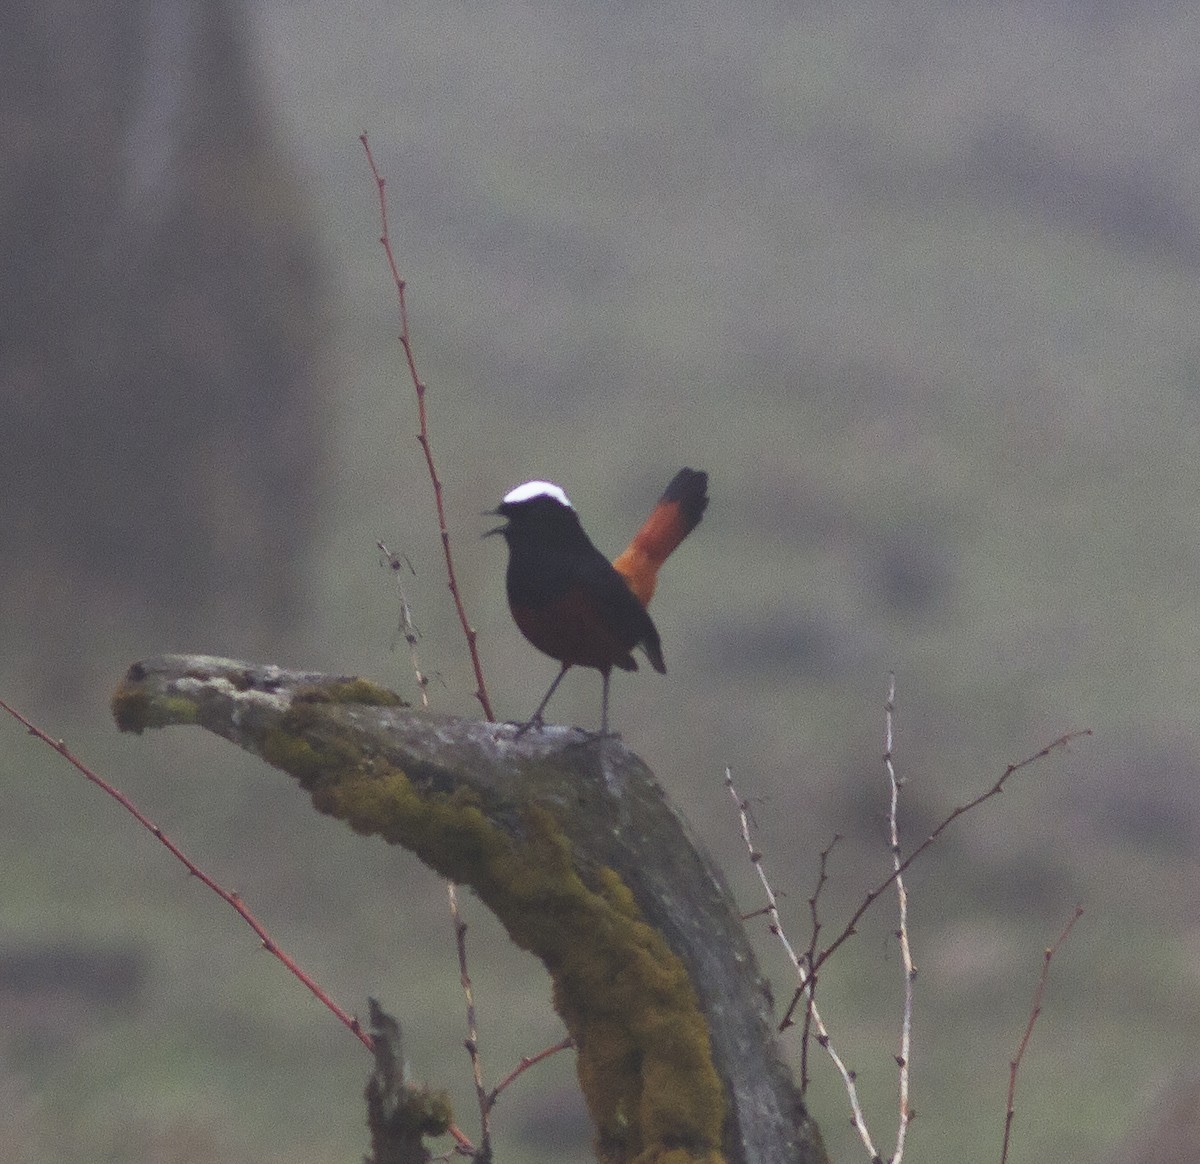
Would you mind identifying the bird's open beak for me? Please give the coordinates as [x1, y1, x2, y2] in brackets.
[482, 509, 507, 538]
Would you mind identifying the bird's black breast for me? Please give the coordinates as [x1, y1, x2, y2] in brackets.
[503, 521, 663, 670]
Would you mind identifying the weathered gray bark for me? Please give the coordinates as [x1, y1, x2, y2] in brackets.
[113, 654, 827, 1164]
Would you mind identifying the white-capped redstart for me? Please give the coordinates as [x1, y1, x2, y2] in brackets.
[488, 468, 708, 733]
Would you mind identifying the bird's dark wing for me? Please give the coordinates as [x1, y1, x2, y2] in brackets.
[575, 554, 665, 674]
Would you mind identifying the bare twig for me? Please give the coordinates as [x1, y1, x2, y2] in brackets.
[448, 884, 492, 1162]
[487, 1037, 574, 1111]
[726, 770, 806, 977]
[725, 768, 881, 1162]
[360, 133, 495, 721]
[780, 728, 1091, 1029]
[378, 540, 430, 709]
[799, 833, 840, 1092]
[883, 675, 915, 1163]
[0, 697, 373, 1050]
[1001, 905, 1084, 1164]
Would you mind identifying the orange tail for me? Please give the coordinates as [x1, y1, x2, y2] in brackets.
[612, 468, 708, 606]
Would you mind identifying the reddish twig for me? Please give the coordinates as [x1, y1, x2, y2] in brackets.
[1001, 905, 1084, 1164]
[2, 694, 478, 1156]
[0, 696, 372, 1051]
[779, 728, 1091, 1029]
[360, 133, 495, 721]
[487, 1037, 574, 1111]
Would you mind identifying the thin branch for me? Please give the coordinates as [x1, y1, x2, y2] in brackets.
[883, 675, 915, 1164]
[1000, 905, 1084, 1164]
[449, 884, 492, 1163]
[378, 541, 430, 709]
[725, 768, 881, 1162]
[726, 770, 806, 977]
[373, 550, 479, 1152]
[0, 697, 373, 1051]
[377, 549, 482, 1156]
[6, 694, 482, 1157]
[360, 132, 495, 721]
[487, 1037, 574, 1111]
[780, 728, 1091, 1029]
[799, 833, 840, 1093]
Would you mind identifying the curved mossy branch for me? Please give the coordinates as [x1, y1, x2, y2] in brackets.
[112, 655, 827, 1164]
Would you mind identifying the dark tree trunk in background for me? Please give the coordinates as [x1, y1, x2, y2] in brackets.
[1, 1, 329, 696]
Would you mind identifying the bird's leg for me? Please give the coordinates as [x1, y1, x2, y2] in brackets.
[515, 663, 571, 736]
[599, 668, 612, 736]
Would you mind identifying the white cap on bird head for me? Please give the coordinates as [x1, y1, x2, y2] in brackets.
[502, 481, 573, 508]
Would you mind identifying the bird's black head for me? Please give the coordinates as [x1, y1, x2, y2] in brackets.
[486, 481, 585, 548]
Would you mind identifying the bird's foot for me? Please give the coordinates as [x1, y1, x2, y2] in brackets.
[512, 713, 546, 738]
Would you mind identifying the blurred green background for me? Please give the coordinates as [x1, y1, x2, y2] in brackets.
[5, 1, 1200, 1161]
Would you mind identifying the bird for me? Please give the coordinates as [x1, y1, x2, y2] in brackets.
[488, 468, 708, 734]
